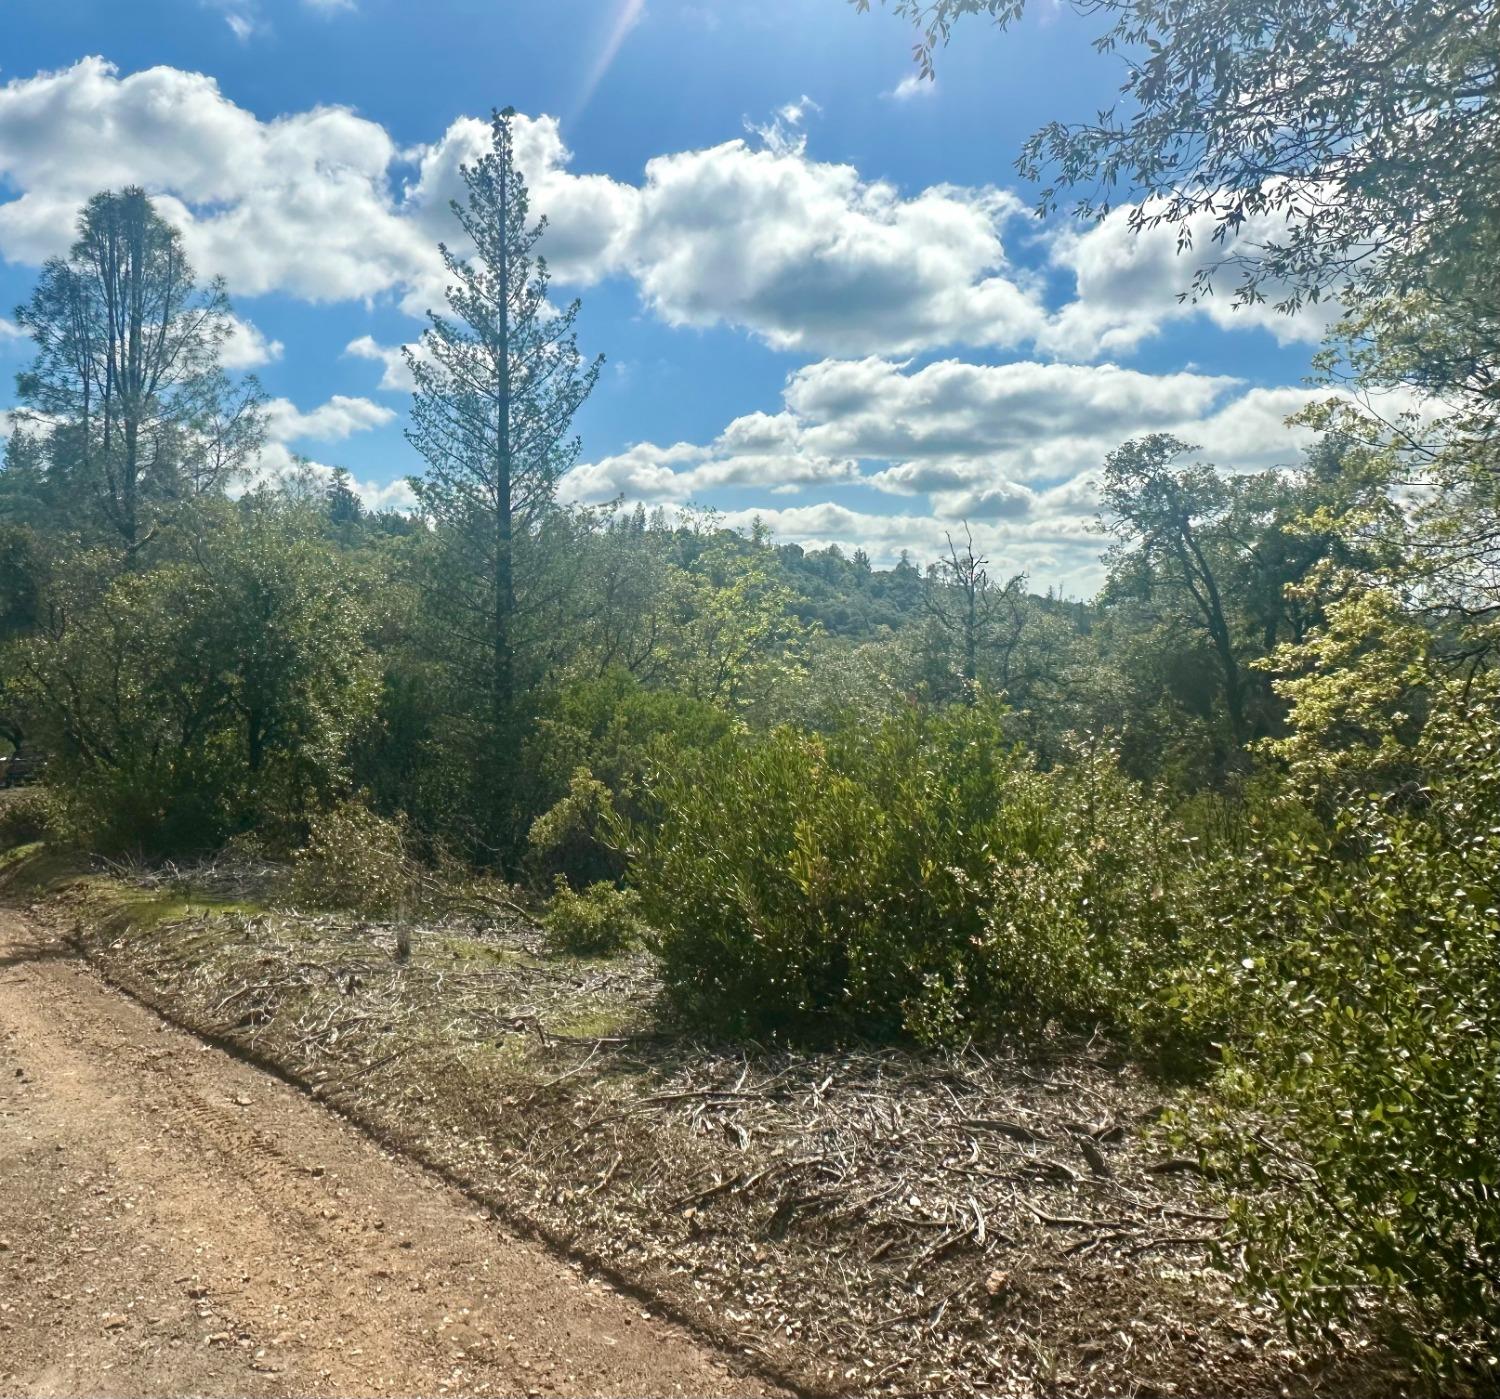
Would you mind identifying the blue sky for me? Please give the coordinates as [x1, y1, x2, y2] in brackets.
[0, 0, 1335, 591]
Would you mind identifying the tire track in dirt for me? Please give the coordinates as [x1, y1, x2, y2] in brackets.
[0, 905, 776, 1397]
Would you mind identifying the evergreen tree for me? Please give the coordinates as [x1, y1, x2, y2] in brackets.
[0, 429, 54, 530]
[404, 107, 603, 847]
[325, 468, 365, 529]
[13, 187, 265, 554]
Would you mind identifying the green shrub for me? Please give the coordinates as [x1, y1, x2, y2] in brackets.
[519, 671, 735, 886]
[543, 876, 645, 956]
[10, 501, 378, 857]
[0, 787, 55, 848]
[292, 800, 419, 916]
[527, 767, 617, 889]
[1192, 703, 1500, 1379]
[624, 700, 1202, 1043]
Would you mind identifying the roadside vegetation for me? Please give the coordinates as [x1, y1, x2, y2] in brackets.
[0, 845, 1400, 1397]
[2, 0, 1497, 1389]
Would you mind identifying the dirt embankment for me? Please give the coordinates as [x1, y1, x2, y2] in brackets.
[0, 902, 774, 1399]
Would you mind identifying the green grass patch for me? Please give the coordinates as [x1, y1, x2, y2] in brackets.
[549, 1006, 641, 1040]
[0, 841, 268, 951]
[439, 935, 534, 968]
[0, 841, 85, 894]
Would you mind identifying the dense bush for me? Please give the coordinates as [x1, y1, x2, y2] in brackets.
[527, 767, 617, 888]
[0, 786, 55, 848]
[521, 672, 735, 887]
[625, 700, 1203, 1044]
[542, 876, 646, 956]
[9, 500, 378, 855]
[1190, 691, 1500, 1377]
[292, 800, 420, 917]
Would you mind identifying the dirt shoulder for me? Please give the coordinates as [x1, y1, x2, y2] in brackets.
[0, 902, 773, 1398]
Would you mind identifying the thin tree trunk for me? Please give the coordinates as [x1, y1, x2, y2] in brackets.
[247, 712, 263, 773]
[123, 201, 145, 553]
[1187, 535, 1247, 749]
[123, 417, 139, 550]
[964, 579, 978, 697]
[493, 152, 516, 781]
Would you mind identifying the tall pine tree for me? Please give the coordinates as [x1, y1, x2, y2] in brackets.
[14, 187, 265, 555]
[405, 108, 602, 851]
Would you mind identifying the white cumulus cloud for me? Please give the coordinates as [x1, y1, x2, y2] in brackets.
[344, 334, 418, 392]
[263, 393, 395, 444]
[402, 109, 1043, 354]
[250, 388, 408, 512]
[1039, 199, 1343, 359]
[0, 56, 1340, 452]
[0, 58, 435, 304]
[563, 355, 1356, 589]
[220, 315, 283, 369]
[886, 74, 935, 102]
[621, 146, 1041, 354]
[562, 356, 1333, 512]
[0, 58, 1331, 362]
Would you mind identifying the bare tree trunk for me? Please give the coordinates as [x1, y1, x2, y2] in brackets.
[493, 141, 517, 782]
[1181, 530, 1248, 750]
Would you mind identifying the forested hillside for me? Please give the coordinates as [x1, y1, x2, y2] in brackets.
[1, 0, 1496, 1388]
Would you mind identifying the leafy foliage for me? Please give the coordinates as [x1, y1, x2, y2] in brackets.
[527, 767, 618, 888]
[542, 877, 645, 956]
[520, 671, 736, 886]
[858, 0, 1498, 347]
[0, 787, 56, 849]
[292, 799, 421, 917]
[6, 496, 378, 853]
[626, 701, 1200, 1045]
[1188, 693, 1500, 1374]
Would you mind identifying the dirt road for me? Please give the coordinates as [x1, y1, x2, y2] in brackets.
[0, 906, 774, 1398]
